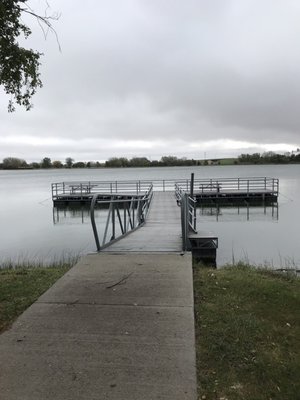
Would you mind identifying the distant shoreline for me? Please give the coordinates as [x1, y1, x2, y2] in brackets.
[1, 152, 300, 170]
[1, 162, 300, 171]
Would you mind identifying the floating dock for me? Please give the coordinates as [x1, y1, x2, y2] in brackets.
[52, 177, 279, 206]
[51, 177, 279, 263]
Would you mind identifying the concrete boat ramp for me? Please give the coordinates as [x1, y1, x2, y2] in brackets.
[0, 252, 197, 399]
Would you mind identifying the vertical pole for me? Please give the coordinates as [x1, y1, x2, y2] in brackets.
[194, 200, 197, 231]
[124, 203, 127, 233]
[132, 200, 135, 227]
[185, 193, 189, 249]
[181, 195, 186, 251]
[190, 173, 194, 197]
[90, 194, 101, 251]
[112, 201, 115, 239]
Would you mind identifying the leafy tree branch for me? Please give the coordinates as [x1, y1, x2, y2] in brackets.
[0, 0, 59, 111]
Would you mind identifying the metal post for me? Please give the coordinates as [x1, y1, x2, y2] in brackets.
[112, 202, 115, 239]
[190, 173, 194, 197]
[90, 194, 101, 251]
[124, 203, 127, 233]
[181, 195, 186, 251]
[185, 194, 189, 250]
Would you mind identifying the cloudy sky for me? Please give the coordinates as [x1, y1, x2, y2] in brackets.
[1, 0, 300, 162]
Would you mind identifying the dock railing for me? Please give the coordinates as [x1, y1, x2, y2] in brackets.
[51, 179, 195, 201]
[52, 177, 279, 201]
[175, 183, 197, 251]
[175, 177, 279, 196]
[90, 184, 153, 251]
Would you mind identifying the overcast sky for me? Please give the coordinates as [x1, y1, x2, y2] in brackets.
[1, 0, 300, 162]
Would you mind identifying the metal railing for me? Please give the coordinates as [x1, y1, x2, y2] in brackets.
[51, 179, 197, 200]
[175, 177, 279, 196]
[90, 185, 153, 251]
[175, 183, 197, 251]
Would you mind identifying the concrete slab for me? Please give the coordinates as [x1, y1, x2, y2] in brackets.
[38, 253, 193, 307]
[0, 253, 197, 400]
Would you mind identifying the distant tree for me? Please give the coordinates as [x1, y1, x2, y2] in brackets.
[65, 157, 74, 168]
[129, 157, 151, 167]
[0, 1, 59, 111]
[105, 157, 129, 168]
[73, 161, 86, 168]
[2, 156, 27, 169]
[52, 160, 63, 168]
[40, 157, 52, 168]
[160, 156, 180, 166]
[30, 161, 40, 169]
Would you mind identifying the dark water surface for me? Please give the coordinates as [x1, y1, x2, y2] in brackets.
[1, 165, 299, 267]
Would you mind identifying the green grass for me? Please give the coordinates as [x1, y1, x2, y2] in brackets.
[194, 263, 300, 400]
[0, 263, 72, 333]
[218, 158, 237, 165]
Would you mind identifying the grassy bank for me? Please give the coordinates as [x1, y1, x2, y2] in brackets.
[0, 263, 72, 333]
[194, 264, 300, 400]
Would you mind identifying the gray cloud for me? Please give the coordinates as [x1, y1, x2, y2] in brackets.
[0, 0, 299, 161]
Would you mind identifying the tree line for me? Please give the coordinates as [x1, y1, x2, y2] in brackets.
[238, 151, 300, 164]
[1, 151, 300, 170]
[0, 156, 201, 169]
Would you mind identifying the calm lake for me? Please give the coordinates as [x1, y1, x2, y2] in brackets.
[1, 165, 299, 268]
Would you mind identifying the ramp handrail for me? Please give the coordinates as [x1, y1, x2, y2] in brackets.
[90, 185, 153, 251]
[175, 183, 197, 251]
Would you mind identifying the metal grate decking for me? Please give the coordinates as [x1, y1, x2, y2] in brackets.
[103, 192, 182, 252]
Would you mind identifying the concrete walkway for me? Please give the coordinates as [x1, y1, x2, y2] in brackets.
[0, 253, 197, 400]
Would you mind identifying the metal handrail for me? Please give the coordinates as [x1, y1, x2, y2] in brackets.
[52, 177, 279, 200]
[51, 179, 197, 199]
[90, 185, 153, 251]
[176, 177, 279, 195]
[180, 193, 197, 251]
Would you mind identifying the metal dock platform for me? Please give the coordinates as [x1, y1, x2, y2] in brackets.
[51, 176, 279, 263]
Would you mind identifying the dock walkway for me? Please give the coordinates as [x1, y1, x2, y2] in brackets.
[104, 191, 182, 252]
[0, 253, 196, 400]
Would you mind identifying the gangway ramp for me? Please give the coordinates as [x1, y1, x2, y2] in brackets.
[104, 191, 182, 252]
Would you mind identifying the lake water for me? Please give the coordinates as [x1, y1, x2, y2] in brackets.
[1, 165, 299, 268]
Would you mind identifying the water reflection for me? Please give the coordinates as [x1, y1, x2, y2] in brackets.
[198, 202, 279, 222]
[53, 206, 92, 225]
